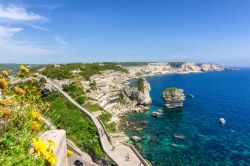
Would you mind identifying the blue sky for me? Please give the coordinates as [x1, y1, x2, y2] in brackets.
[0, 0, 250, 66]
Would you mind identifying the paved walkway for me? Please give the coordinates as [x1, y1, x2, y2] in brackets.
[41, 75, 146, 166]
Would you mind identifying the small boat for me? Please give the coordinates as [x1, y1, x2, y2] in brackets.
[173, 133, 185, 139]
[219, 118, 226, 125]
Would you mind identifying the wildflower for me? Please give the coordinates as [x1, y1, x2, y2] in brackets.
[45, 149, 57, 165]
[0, 79, 8, 91]
[32, 138, 49, 157]
[67, 149, 73, 156]
[2, 108, 12, 117]
[48, 140, 56, 147]
[20, 65, 30, 73]
[18, 72, 25, 78]
[30, 121, 40, 131]
[24, 86, 29, 90]
[32, 86, 37, 91]
[0, 99, 7, 106]
[14, 86, 26, 96]
[31, 111, 42, 121]
[2, 70, 9, 78]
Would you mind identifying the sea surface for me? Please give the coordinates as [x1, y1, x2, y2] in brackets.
[125, 69, 250, 166]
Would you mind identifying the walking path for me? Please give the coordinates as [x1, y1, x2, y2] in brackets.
[40, 75, 148, 166]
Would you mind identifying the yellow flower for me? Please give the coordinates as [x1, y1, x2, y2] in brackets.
[2, 70, 9, 78]
[1, 108, 12, 117]
[0, 79, 8, 91]
[14, 86, 26, 96]
[32, 138, 49, 157]
[0, 99, 7, 106]
[32, 86, 37, 91]
[31, 111, 42, 121]
[67, 149, 73, 156]
[45, 149, 57, 165]
[24, 85, 29, 90]
[18, 72, 25, 78]
[20, 65, 30, 73]
[48, 140, 56, 147]
[30, 121, 40, 131]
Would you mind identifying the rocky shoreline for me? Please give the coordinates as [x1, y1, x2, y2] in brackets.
[43, 62, 225, 143]
[86, 62, 225, 122]
[81, 62, 225, 139]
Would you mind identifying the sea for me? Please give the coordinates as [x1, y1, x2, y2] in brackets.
[125, 68, 250, 166]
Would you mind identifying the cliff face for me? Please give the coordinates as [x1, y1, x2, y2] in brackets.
[126, 62, 225, 77]
[76, 62, 224, 122]
[123, 78, 152, 105]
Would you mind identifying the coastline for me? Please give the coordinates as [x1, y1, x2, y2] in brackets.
[86, 63, 227, 146]
[122, 69, 250, 166]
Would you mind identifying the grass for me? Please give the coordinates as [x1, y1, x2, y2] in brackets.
[99, 112, 116, 133]
[62, 83, 86, 104]
[61, 81, 116, 133]
[43, 92, 105, 158]
[84, 102, 104, 112]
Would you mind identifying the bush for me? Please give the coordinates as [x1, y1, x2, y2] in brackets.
[117, 92, 127, 105]
[136, 78, 144, 92]
[76, 96, 86, 104]
[63, 83, 85, 104]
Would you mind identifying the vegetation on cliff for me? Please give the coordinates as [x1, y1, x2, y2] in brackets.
[43, 92, 105, 158]
[99, 112, 116, 132]
[62, 83, 86, 104]
[61, 80, 117, 132]
[163, 87, 185, 108]
[136, 78, 145, 92]
[40, 63, 128, 80]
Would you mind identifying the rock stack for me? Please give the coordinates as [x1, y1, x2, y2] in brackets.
[162, 88, 185, 108]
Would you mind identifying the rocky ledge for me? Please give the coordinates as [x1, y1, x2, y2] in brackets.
[162, 88, 185, 108]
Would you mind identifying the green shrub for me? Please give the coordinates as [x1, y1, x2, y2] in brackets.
[136, 78, 144, 92]
[62, 83, 85, 104]
[76, 96, 86, 104]
[117, 92, 127, 105]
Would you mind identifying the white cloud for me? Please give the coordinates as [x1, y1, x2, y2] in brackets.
[0, 4, 63, 63]
[0, 25, 22, 38]
[29, 24, 51, 32]
[55, 36, 67, 45]
[0, 38, 66, 63]
[0, 4, 45, 21]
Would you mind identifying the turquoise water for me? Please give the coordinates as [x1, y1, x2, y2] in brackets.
[125, 69, 250, 166]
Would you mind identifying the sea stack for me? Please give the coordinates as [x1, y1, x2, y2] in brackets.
[162, 88, 185, 108]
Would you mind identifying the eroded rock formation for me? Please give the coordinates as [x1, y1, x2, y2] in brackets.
[163, 88, 185, 108]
